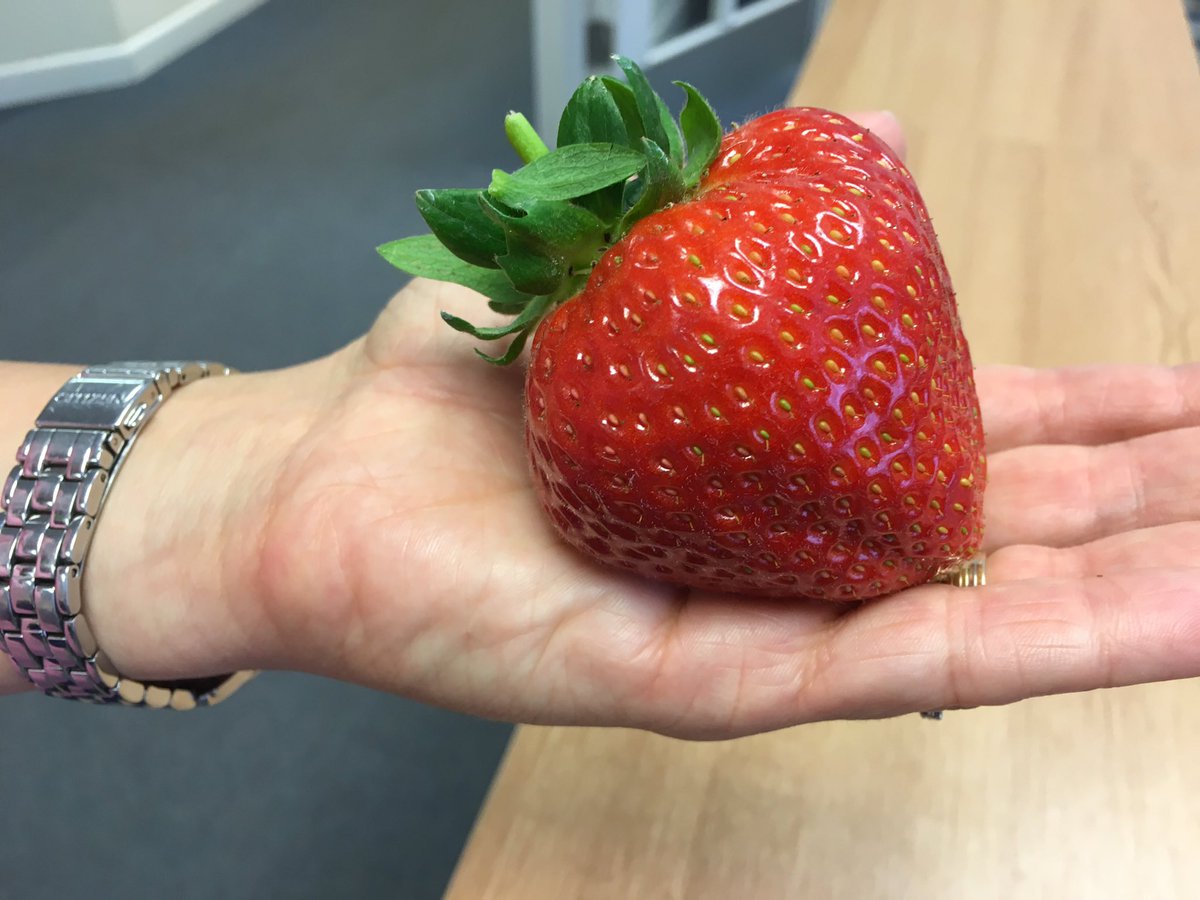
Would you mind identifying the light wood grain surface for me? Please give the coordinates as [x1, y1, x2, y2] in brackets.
[445, 2, 1200, 897]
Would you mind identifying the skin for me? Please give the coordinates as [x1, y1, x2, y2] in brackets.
[4, 113, 1199, 739]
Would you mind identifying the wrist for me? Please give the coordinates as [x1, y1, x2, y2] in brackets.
[78, 363, 321, 685]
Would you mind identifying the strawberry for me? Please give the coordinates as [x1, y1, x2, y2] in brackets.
[380, 58, 985, 600]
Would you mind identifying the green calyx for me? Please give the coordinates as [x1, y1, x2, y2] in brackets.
[376, 56, 722, 364]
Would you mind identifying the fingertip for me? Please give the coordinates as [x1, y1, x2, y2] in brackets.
[848, 110, 907, 162]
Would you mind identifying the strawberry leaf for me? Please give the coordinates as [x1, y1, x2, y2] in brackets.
[557, 77, 630, 148]
[675, 81, 721, 187]
[377, 235, 527, 307]
[441, 294, 551, 341]
[441, 311, 518, 340]
[496, 244, 566, 295]
[614, 56, 674, 161]
[482, 195, 606, 261]
[556, 77, 631, 220]
[474, 327, 533, 366]
[489, 143, 645, 205]
[482, 195, 606, 295]
[655, 93, 685, 168]
[618, 138, 686, 237]
[414, 189, 505, 268]
[487, 297, 529, 314]
[600, 77, 647, 149]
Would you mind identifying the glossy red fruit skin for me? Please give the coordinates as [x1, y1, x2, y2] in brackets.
[524, 108, 985, 601]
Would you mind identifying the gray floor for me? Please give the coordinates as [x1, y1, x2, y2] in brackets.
[0, 1, 816, 897]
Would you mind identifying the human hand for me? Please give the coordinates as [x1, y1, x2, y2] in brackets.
[67, 113, 1200, 738]
[226, 287, 1197, 737]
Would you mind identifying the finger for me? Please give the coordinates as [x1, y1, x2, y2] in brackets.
[805, 567, 1200, 721]
[848, 110, 906, 161]
[982, 427, 1200, 549]
[988, 522, 1200, 582]
[977, 364, 1200, 453]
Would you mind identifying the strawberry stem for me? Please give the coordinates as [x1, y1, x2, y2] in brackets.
[379, 58, 725, 366]
[504, 112, 550, 164]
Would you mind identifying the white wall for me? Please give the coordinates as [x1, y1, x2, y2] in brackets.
[0, 1, 124, 65]
[110, 0, 198, 37]
[0, 0, 267, 107]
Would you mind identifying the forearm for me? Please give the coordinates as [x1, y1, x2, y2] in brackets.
[0, 359, 317, 700]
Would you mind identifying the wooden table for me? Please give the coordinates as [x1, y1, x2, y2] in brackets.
[446, 2, 1200, 897]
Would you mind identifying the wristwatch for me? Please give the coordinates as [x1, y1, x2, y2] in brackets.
[0, 362, 256, 708]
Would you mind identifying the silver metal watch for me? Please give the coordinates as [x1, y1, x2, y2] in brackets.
[0, 362, 255, 708]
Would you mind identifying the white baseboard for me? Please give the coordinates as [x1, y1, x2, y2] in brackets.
[0, 0, 269, 109]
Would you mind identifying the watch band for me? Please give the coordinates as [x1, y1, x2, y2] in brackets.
[0, 361, 255, 708]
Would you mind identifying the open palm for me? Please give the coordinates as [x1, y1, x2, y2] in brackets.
[255, 274, 1200, 739]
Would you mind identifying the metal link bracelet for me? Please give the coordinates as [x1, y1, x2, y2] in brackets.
[0, 362, 255, 708]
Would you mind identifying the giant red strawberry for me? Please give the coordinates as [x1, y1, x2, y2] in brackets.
[380, 58, 985, 600]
